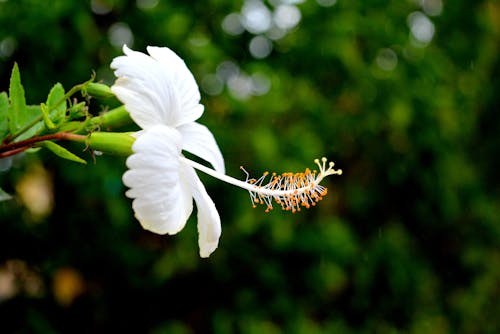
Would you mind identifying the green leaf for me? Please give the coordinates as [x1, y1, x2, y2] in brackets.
[0, 92, 8, 141]
[8, 63, 28, 133]
[40, 141, 87, 164]
[7, 64, 43, 142]
[15, 105, 43, 141]
[9, 83, 68, 142]
[0, 187, 12, 202]
[46, 83, 66, 125]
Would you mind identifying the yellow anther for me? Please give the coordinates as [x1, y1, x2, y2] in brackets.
[240, 158, 342, 213]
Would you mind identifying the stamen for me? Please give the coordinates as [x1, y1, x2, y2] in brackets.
[241, 157, 342, 213]
[180, 156, 342, 213]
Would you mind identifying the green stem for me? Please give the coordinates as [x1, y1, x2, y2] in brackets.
[0, 132, 87, 158]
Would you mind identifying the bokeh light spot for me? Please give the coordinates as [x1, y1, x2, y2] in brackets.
[15, 164, 54, 221]
[241, 0, 272, 34]
[316, 0, 337, 7]
[222, 13, 245, 36]
[418, 0, 443, 16]
[249, 35, 273, 59]
[136, 0, 159, 10]
[376, 48, 398, 71]
[91, 0, 113, 15]
[408, 11, 435, 45]
[228, 74, 254, 100]
[108, 22, 134, 48]
[0, 36, 16, 59]
[201, 74, 224, 96]
[251, 72, 271, 95]
[53, 267, 85, 307]
[273, 4, 301, 30]
[216, 61, 240, 82]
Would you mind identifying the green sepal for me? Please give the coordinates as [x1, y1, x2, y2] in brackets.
[40, 103, 56, 130]
[46, 83, 66, 125]
[0, 92, 8, 141]
[0, 187, 12, 202]
[40, 141, 87, 164]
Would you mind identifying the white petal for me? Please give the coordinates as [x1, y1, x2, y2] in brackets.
[147, 46, 204, 126]
[110, 45, 204, 129]
[111, 45, 182, 128]
[178, 122, 225, 174]
[181, 162, 221, 258]
[122, 125, 193, 235]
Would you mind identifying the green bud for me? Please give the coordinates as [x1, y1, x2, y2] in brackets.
[87, 131, 135, 156]
[69, 101, 87, 119]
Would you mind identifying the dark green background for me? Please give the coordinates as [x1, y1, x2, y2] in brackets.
[1, 0, 499, 333]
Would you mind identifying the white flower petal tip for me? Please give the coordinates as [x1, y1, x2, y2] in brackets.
[181, 161, 222, 258]
[197, 202, 221, 258]
[199, 241, 219, 258]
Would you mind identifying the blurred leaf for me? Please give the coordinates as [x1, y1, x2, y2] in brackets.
[40, 141, 86, 164]
[0, 187, 12, 201]
[0, 92, 8, 141]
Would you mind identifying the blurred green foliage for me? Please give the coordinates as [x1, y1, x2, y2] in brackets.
[1, 0, 499, 333]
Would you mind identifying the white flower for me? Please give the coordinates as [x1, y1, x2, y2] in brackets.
[122, 125, 221, 258]
[110, 45, 344, 257]
[111, 45, 224, 257]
